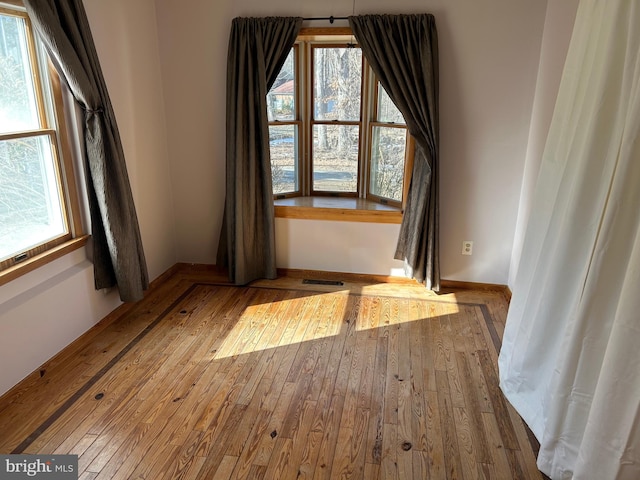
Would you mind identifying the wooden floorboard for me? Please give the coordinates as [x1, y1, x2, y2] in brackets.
[0, 267, 543, 479]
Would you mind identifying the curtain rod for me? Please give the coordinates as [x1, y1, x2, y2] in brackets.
[303, 16, 349, 24]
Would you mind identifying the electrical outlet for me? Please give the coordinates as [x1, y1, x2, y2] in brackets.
[462, 241, 473, 255]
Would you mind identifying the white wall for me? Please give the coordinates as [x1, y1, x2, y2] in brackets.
[156, 0, 550, 284]
[430, 0, 547, 284]
[156, 0, 231, 263]
[508, 0, 579, 287]
[0, 0, 176, 397]
[275, 219, 406, 275]
[0, 251, 121, 396]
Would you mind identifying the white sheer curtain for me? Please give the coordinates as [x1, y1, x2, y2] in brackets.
[499, 1, 640, 479]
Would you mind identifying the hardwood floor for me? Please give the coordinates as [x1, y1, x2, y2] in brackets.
[0, 266, 542, 479]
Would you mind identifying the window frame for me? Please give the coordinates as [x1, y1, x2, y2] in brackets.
[365, 81, 411, 208]
[269, 27, 412, 210]
[269, 43, 302, 199]
[0, 5, 86, 284]
[308, 42, 364, 198]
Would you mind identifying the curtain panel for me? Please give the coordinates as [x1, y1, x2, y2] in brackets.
[499, 0, 640, 478]
[349, 14, 440, 291]
[217, 17, 302, 285]
[24, 0, 148, 302]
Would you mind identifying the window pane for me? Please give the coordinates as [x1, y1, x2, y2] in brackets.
[0, 135, 67, 261]
[267, 49, 295, 121]
[269, 124, 298, 194]
[370, 126, 406, 202]
[377, 85, 405, 124]
[313, 47, 362, 121]
[312, 124, 358, 192]
[0, 14, 40, 133]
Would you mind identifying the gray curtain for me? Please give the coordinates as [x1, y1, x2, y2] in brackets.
[24, 0, 148, 302]
[217, 17, 302, 284]
[350, 14, 440, 291]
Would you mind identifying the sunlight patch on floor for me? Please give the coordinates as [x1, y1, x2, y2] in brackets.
[211, 290, 461, 359]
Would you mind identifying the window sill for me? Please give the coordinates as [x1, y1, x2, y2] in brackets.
[274, 197, 403, 224]
[0, 235, 90, 287]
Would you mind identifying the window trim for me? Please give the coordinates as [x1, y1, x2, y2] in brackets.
[0, 235, 89, 286]
[48, 62, 84, 237]
[0, 5, 86, 282]
[274, 196, 402, 224]
[269, 27, 413, 215]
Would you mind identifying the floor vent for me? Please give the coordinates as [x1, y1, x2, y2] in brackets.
[302, 279, 344, 286]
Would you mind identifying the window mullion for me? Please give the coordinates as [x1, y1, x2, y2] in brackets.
[369, 121, 407, 129]
[0, 128, 56, 141]
[311, 120, 360, 126]
[361, 64, 375, 200]
[303, 41, 312, 196]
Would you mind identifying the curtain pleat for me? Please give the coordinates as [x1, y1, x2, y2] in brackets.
[217, 17, 301, 285]
[349, 14, 440, 291]
[24, 0, 148, 302]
